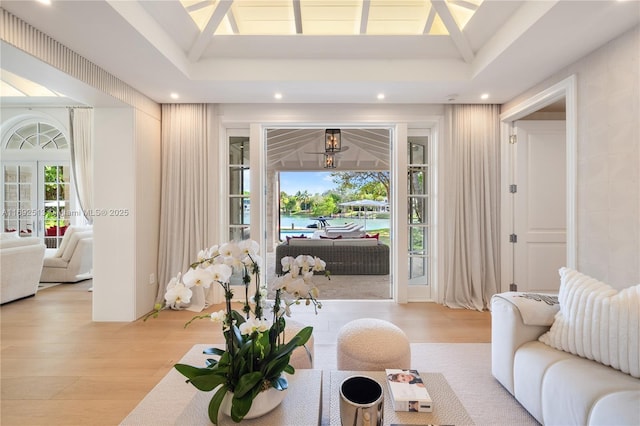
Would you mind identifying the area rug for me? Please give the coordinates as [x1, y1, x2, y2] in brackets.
[314, 342, 539, 426]
[37, 282, 60, 290]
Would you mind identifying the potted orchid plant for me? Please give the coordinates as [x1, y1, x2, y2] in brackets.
[146, 239, 327, 424]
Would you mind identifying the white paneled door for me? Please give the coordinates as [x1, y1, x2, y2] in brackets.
[513, 121, 566, 293]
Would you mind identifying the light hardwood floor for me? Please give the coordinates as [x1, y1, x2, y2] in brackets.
[1, 280, 491, 426]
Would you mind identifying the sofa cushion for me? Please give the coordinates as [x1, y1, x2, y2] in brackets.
[0, 236, 42, 249]
[539, 267, 640, 378]
[333, 238, 378, 246]
[589, 390, 640, 426]
[61, 231, 92, 261]
[42, 255, 69, 268]
[55, 225, 92, 257]
[288, 238, 333, 246]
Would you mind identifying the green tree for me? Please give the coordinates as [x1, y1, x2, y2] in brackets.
[295, 190, 311, 212]
[280, 191, 297, 214]
[331, 171, 390, 200]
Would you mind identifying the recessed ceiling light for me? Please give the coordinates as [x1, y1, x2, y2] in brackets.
[480, 93, 490, 100]
[170, 93, 179, 100]
[377, 93, 385, 100]
[37, 0, 51, 5]
[274, 93, 283, 100]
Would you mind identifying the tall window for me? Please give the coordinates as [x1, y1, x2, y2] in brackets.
[43, 165, 71, 248]
[228, 135, 250, 241]
[407, 136, 430, 286]
[2, 119, 73, 248]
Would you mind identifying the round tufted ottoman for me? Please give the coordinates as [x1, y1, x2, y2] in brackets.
[285, 319, 314, 369]
[337, 318, 411, 371]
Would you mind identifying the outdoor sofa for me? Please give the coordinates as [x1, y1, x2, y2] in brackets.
[275, 237, 389, 275]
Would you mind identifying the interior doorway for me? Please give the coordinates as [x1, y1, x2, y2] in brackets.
[264, 127, 393, 300]
[512, 120, 567, 293]
[500, 75, 577, 293]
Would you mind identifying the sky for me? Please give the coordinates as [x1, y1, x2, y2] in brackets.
[280, 171, 337, 195]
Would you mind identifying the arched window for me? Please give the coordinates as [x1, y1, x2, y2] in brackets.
[2, 117, 74, 248]
[5, 122, 69, 150]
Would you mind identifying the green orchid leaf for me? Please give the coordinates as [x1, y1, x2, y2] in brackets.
[174, 363, 214, 380]
[284, 364, 294, 374]
[230, 392, 253, 423]
[208, 384, 228, 425]
[292, 326, 313, 346]
[230, 310, 246, 326]
[231, 324, 244, 347]
[234, 372, 263, 398]
[264, 355, 290, 378]
[189, 372, 227, 391]
[203, 347, 225, 356]
[205, 358, 219, 368]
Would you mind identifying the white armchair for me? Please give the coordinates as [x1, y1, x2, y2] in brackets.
[1, 234, 46, 304]
[40, 225, 93, 283]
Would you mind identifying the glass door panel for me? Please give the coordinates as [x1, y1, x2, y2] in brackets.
[2, 163, 37, 236]
[228, 135, 251, 241]
[407, 135, 430, 287]
[42, 164, 71, 248]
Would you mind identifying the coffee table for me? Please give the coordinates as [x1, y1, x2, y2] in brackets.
[328, 370, 474, 425]
[120, 344, 322, 426]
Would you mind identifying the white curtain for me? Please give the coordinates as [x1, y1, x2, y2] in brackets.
[156, 104, 221, 310]
[69, 107, 94, 224]
[442, 104, 501, 310]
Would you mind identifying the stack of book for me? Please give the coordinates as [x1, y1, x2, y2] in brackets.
[385, 369, 433, 412]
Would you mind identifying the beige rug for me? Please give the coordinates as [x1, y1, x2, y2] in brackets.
[37, 282, 61, 290]
[314, 342, 539, 426]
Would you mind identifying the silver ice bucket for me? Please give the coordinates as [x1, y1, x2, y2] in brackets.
[339, 375, 384, 426]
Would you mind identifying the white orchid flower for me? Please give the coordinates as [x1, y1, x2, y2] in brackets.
[239, 317, 270, 335]
[238, 239, 259, 258]
[182, 268, 214, 289]
[280, 256, 294, 273]
[312, 257, 326, 272]
[208, 263, 233, 284]
[210, 310, 226, 323]
[283, 277, 310, 298]
[219, 241, 240, 260]
[164, 281, 192, 308]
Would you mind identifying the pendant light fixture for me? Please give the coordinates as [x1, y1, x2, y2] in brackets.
[323, 152, 336, 169]
[325, 129, 341, 152]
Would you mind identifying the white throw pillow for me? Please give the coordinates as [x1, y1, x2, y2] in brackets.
[539, 267, 640, 378]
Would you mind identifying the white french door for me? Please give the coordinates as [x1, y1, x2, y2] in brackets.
[2, 161, 72, 248]
[2, 162, 37, 236]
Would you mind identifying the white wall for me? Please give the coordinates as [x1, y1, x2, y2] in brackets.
[92, 107, 161, 321]
[134, 109, 161, 317]
[93, 107, 136, 321]
[503, 26, 640, 288]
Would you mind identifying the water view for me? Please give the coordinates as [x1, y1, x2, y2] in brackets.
[279, 214, 390, 240]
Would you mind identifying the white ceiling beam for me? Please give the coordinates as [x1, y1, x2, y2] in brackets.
[448, 0, 479, 11]
[423, 6, 436, 34]
[360, 0, 370, 34]
[185, 1, 213, 13]
[293, 0, 302, 34]
[227, 9, 240, 34]
[430, 0, 474, 63]
[188, 0, 234, 62]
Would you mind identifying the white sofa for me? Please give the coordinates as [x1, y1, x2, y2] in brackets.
[491, 268, 640, 426]
[40, 225, 93, 283]
[1, 233, 46, 304]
